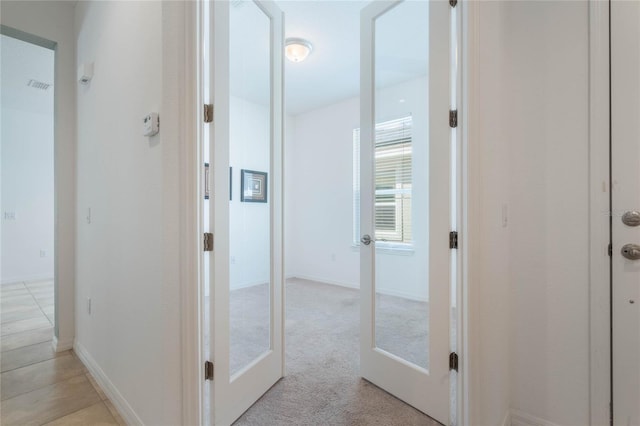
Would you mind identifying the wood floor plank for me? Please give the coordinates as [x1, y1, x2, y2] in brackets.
[104, 399, 127, 426]
[1, 327, 53, 352]
[43, 401, 118, 426]
[1, 374, 101, 426]
[0, 296, 39, 314]
[24, 279, 53, 289]
[0, 288, 30, 298]
[1, 307, 44, 324]
[1, 316, 51, 336]
[0, 283, 25, 291]
[0, 353, 86, 400]
[1, 341, 64, 373]
[86, 373, 108, 400]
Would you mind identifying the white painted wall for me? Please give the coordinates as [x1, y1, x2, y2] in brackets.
[287, 77, 429, 301]
[505, 2, 590, 425]
[468, 2, 591, 425]
[1, 0, 77, 351]
[229, 96, 270, 290]
[75, 2, 182, 424]
[1, 36, 55, 282]
[466, 2, 511, 424]
[1, 108, 54, 282]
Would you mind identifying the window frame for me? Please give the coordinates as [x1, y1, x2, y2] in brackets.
[353, 115, 414, 252]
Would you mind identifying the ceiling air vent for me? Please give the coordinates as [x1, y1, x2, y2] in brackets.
[27, 79, 52, 91]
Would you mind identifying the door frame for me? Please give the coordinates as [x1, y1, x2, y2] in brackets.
[0, 18, 75, 353]
[181, 0, 203, 425]
[182, 1, 470, 425]
[587, 1, 611, 424]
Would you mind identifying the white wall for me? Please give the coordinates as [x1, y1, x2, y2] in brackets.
[75, 2, 182, 424]
[229, 96, 271, 290]
[287, 77, 430, 301]
[468, 2, 591, 425]
[466, 2, 512, 424]
[505, 2, 590, 425]
[1, 35, 55, 282]
[1, 0, 77, 351]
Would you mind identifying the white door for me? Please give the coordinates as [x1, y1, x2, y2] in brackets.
[359, 1, 452, 424]
[612, 2, 640, 424]
[209, 1, 284, 425]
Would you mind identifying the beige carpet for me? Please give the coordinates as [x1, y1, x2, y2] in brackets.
[231, 278, 440, 426]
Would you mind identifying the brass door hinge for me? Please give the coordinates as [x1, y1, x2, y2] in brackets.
[449, 231, 459, 249]
[204, 104, 213, 123]
[449, 352, 459, 371]
[204, 233, 214, 252]
[205, 361, 214, 380]
[449, 109, 458, 128]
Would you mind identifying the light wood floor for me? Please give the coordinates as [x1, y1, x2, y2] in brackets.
[1, 280, 125, 426]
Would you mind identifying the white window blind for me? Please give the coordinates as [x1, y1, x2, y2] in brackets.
[354, 116, 413, 247]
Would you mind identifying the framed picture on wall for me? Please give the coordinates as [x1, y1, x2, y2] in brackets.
[241, 169, 268, 203]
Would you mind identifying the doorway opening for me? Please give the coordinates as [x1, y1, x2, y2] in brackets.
[0, 33, 56, 351]
[200, 1, 460, 425]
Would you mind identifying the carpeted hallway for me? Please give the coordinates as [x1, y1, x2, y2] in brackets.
[232, 278, 440, 426]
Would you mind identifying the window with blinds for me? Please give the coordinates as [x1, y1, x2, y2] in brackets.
[353, 116, 413, 246]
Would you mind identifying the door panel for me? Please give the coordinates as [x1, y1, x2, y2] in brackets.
[210, 1, 284, 424]
[360, 1, 450, 423]
[612, 2, 640, 423]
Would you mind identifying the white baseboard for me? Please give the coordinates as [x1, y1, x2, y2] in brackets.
[376, 287, 429, 302]
[502, 409, 512, 426]
[287, 274, 429, 302]
[52, 335, 74, 352]
[74, 341, 144, 426]
[510, 409, 562, 426]
[288, 274, 359, 290]
[230, 280, 268, 291]
[2, 274, 54, 285]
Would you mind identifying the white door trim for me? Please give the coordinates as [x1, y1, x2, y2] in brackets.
[588, 1, 611, 425]
[459, 0, 471, 424]
[179, 0, 203, 425]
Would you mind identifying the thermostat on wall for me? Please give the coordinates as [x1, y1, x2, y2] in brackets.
[143, 113, 159, 137]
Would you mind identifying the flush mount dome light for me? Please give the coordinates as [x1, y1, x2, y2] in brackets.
[285, 38, 313, 63]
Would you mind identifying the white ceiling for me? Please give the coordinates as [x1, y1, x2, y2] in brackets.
[1, 34, 54, 115]
[230, 0, 429, 116]
[1, 2, 427, 118]
[279, 0, 366, 115]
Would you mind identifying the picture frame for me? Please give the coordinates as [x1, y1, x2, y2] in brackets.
[241, 169, 268, 203]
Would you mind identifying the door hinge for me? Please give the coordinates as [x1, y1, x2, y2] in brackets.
[449, 0, 457, 7]
[204, 233, 214, 252]
[449, 352, 459, 371]
[449, 109, 458, 128]
[204, 361, 214, 380]
[608, 243, 612, 257]
[204, 104, 213, 123]
[449, 231, 459, 249]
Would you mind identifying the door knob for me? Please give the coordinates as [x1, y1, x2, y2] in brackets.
[622, 211, 640, 227]
[361, 234, 372, 246]
[621, 244, 640, 260]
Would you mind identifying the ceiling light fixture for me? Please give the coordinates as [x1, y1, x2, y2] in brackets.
[285, 38, 313, 63]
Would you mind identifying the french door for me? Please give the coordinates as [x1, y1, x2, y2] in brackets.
[611, 1, 640, 423]
[208, 1, 284, 424]
[359, 1, 454, 424]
